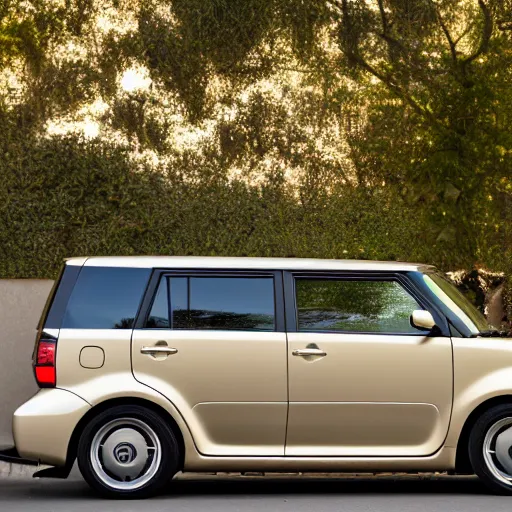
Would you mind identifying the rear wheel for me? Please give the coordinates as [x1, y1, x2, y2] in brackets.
[77, 405, 180, 498]
[469, 404, 512, 495]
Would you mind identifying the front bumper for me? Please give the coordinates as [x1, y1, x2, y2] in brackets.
[12, 388, 90, 466]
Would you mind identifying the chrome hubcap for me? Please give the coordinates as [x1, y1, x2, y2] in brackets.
[483, 417, 512, 485]
[90, 418, 161, 490]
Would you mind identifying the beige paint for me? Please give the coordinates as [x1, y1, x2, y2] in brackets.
[411, 310, 436, 330]
[286, 333, 452, 456]
[182, 447, 457, 473]
[75, 255, 431, 273]
[57, 329, 133, 391]
[36, 329, 198, 466]
[8, 258, 512, 478]
[132, 330, 288, 456]
[79, 346, 105, 369]
[286, 403, 442, 456]
[445, 337, 512, 448]
[13, 388, 90, 465]
[192, 403, 287, 455]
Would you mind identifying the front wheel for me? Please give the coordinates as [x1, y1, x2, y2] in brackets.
[77, 405, 180, 498]
[469, 404, 512, 495]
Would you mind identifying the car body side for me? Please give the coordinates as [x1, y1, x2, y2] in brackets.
[12, 257, 512, 475]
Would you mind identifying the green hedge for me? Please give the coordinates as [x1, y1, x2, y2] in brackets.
[0, 132, 447, 280]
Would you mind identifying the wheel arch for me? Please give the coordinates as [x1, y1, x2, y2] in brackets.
[456, 395, 512, 474]
[65, 397, 186, 471]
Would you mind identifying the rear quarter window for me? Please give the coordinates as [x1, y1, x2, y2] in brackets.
[62, 267, 151, 329]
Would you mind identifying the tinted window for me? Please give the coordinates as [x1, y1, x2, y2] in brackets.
[170, 277, 188, 326]
[425, 273, 492, 333]
[62, 267, 150, 329]
[146, 276, 275, 331]
[146, 277, 170, 328]
[296, 279, 421, 333]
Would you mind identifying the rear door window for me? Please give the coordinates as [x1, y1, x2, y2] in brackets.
[62, 267, 151, 329]
[295, 278, 422, 334]
[146, 276, 276, 331]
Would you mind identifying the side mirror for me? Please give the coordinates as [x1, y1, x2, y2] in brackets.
[411, 310, 436, 331]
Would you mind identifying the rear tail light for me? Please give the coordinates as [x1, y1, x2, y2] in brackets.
[34, 338, 57, 388]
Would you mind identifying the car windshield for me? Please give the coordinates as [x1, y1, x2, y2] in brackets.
[423, 272, 494, 334]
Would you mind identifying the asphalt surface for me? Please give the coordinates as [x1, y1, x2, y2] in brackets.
[2, 472, 512, 511]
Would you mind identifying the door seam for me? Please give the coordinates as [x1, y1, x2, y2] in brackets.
[282, 270, 290, 455]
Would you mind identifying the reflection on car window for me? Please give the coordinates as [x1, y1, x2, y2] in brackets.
[147, 276, 275, 331]
[296, 279, 422, 333]
[146, 277, 170, 328]
[63, 267, 151, 329]
[424, 273, 492, 333]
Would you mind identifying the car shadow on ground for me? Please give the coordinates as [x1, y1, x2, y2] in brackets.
[167, 475, 489, 497]
[0, 474, 491, 501]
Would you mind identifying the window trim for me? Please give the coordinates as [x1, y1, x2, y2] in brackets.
[284, 271, 450, 336]
[134, 269, 285, 332]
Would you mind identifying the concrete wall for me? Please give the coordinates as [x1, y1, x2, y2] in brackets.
[0, 280, 54, 445]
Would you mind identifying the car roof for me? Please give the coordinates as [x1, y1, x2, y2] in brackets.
[66, 256, 433, 273]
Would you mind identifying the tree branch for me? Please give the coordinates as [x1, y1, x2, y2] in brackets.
[348, 51, 448, 132]
[377, 0, 388, 33]
[339, 0, 360, 67]
[376, 0, 406, 56]
[432, 1, 457, 64]
[462, 0, 493, 66]
[336, 0, 451, 134]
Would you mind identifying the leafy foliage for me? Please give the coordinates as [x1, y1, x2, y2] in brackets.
[0, 0, 510, 281]
[296, 279, 420, 332]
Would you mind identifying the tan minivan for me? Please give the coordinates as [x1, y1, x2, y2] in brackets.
[2, 256, 512, 498]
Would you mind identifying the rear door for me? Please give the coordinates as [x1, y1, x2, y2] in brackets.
[285, 272, 453, 457]
[132, 270, 288, 456]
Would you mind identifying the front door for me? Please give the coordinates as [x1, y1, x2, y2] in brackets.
[285, 273, 453, 457]
[132, 271, 287, 456]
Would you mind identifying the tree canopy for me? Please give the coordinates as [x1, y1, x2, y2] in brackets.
[0, 0, 511, 279]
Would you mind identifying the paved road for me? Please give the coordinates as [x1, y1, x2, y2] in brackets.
[1, 473, 512, 512]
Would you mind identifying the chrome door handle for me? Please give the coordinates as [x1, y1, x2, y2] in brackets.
[292, 348, 327, 357]
[140, 346, 178, 355]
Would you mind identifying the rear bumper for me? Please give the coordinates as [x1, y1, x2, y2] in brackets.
[13, 388, 90, 466]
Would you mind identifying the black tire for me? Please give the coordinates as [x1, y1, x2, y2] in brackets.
[77, 405, 180, 499]
[469, 404, 512, 495]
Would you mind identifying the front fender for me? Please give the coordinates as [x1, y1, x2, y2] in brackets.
[447, 338, 512, 447]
